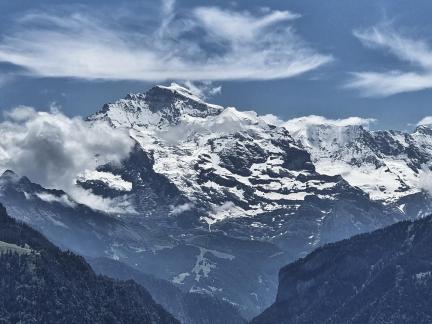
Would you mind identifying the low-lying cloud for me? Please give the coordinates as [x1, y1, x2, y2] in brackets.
[0, 106, 134, 212]
[0, 2, 331, 81]
[419, 166, 432, 196]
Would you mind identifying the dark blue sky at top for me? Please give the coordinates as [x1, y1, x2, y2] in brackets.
[0, 0, 431, 130]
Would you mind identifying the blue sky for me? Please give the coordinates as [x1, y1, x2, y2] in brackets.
[1, 0, 432, 130]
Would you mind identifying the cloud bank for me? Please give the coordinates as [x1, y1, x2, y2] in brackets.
[0, 2, 331, 81]
[0, 106, 134, 212]
[347, 26, 432, 96]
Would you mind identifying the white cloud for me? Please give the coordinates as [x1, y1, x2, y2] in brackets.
[261, 114, 376, 130]
[419, 165, 432, 195]
[35, 192, 77, 208]
[201, 201, 236, 231]
[347, 26, 432, 96]
[347, 71, 432, 97]
[193, 7, 300, 42]
[162, 0, 175, 16]
[260, 114, 284, 126]
[0, 106, 135, 213]
[170, 202, 194, 215]
[282, 115, 376, 133]
[0, 3, 331, 81]
[183, 81, 222, 99]
[417, 116, 432, 126]
[3, 105, 37, 121]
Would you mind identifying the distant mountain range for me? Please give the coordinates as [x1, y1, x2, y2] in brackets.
[1, 83, 431, 319]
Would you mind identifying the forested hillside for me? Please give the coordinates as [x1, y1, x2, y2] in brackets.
[0, 203, 178, 324]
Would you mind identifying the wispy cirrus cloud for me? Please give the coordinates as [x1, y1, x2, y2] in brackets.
[346, 26, 432, 97]
[0, 2, 331, 82]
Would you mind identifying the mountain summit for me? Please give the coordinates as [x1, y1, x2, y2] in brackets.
[89, 83, 224, 128]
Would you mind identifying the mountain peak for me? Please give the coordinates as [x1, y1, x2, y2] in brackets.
[2, 169, 17, 177]
[124, 83, 200, 102]
[155, 83, 201, 101]
[414, 124, 432, 135]
[89, 84, 224, 127]
[0, 169, 21, 183]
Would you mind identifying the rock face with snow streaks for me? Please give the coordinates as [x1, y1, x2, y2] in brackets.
[3, 83, 430, 319]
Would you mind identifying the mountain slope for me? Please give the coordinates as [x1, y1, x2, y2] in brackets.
[87, 84, 407, 248]
[90, 257, 246, 324]
[0, 203, 179, 324]
[0, 169, 280, 320]
[0, 169, 145, 259]
[284, 119, 432, 210]
[252, 214, 432, 324]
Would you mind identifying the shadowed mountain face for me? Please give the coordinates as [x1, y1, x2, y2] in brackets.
[0, 203, 179, 324]
[89, 257, 246, 324]
[252, 214, 432, 324]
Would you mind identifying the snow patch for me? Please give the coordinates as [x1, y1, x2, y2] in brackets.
[170, 202, 194, 215]
[77, 170, 132, 191]
[172, 272, 190, 285]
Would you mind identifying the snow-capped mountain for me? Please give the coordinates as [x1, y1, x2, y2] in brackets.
[283, 118, 432, 213]
[2, 83, 431, 319]
[81, 84, 420, 316]
[88, 84, 406, 237]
